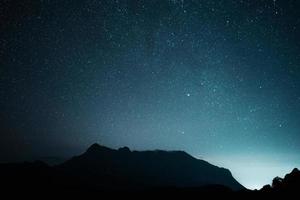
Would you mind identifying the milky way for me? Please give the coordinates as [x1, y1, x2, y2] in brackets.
[1, 0, 300, 189]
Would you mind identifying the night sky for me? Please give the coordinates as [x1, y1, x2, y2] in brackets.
[1, 0, 300, 189]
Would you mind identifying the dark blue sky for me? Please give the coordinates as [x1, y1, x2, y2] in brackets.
[1, 0, 300, 189]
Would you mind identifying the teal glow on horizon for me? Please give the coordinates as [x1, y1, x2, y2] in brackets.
[205, 154, 300, 189]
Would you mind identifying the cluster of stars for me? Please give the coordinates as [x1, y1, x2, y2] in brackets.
[1, 0, 300, 189]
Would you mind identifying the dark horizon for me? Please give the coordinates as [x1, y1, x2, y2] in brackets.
[1, 0, 300, 190]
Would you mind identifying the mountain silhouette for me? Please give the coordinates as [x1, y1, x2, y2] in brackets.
[57, 143, 244, 191]
[0, 143, 246, 195]
[260, 168, 300, 193]
[2, 144, 300, 197]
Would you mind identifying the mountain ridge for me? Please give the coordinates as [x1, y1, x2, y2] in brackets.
[57, 143, 244, 190]
[0, 143, 247, 194]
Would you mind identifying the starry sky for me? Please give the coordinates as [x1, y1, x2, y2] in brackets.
[1, 0, 300, 189]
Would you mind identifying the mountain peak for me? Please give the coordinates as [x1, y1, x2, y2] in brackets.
[292, 168, 300, 174]
[118, 146, 131, 153]
[86, 143, 112, 154]
[87, 143, 101, 150]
